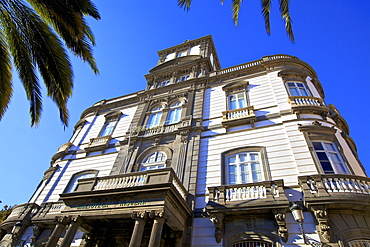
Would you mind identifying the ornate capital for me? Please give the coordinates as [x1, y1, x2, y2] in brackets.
[149, 210, 166, 219]
[131, 211, 147, 220]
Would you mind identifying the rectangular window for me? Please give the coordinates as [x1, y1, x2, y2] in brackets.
[99, 120, 117, 137]
[227, 152, 263, 184]
[287, 82, 310, 96]
[312, 141, 349, 174]
[228, 92, 247, 110]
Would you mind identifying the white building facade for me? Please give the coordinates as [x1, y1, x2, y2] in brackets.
[1, 36, 369, 247]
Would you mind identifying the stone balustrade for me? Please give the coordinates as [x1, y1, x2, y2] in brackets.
[222, 106, 255, 121]
[211, 54, 298, 76]
[75, 168, 188, 200]
[132, 118, 192, 137]
[288, 96, 325, 107]
[208, 180, 283, 204]
[299, 174, 370, 195]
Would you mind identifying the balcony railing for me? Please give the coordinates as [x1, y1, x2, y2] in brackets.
[288, 96, 325, 107]
[222, 106, 255, 121]
[132, 118, 192, 137]
[32, 201, 66, 219]
[211, 55, 298, 76]
[299, 174, 370, 196]
[75, 168, 187, 200]
[208, 180, 284, 205]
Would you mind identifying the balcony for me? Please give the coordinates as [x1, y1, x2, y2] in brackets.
[58, 168, 191, 231]
[288, 96, 328, 115]
[84, 135, 112, 152]
[131, 117, 192, 138]
[299, 174, 370, 209]
[207, 180, 289, 213]
[221, 106, 256, 128]
[0, 203, 40, 230]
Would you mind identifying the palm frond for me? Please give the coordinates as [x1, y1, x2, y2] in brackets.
[0, 4, 42, 126]
[11, 0, 73, 126]
[232, 0, 242, 26]
[178, 0, 191, 11]
[279, 0, 294, 42]
[0, 29, 12, 122]
[261, 0, 271, 35]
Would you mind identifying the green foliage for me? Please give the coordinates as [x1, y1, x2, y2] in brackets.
[178, 0, 294, 42]
[0, 205, 14, 223]
[0, 0, 100, 127]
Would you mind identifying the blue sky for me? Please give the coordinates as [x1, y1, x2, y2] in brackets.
[0, 0, 369, 206]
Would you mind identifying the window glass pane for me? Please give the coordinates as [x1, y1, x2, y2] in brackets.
[289, 88, 299, 96]
[237, 93, 246, 108]
[66, 173, 95, 193]
[229, 156, 236, 164]
[99, 121, 116, 137]
[229, 95, 237, 110]
[316, 152, 329, 161]
[239, 154, 247, 163]
[250, 153, 259, 161]
[320, 161, 334, 173]
[324, 142, 336, 152]
[147, 112, 162, 128]
[312, 142, 324, 150]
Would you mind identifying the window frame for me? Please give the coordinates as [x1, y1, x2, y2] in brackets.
[64, 170, 98, 193]
[146, 106, 164, 128]
[312, 140, 350, 175]
[227, 91, 248, 111]
[221, 147, 271, 185]
[98, 111, 122, 137]
[286, 81, 311, 97]
[139, 151, 167, 171]
[133, 146, 173, 172]
[226, 151, 264, 185]
[166, 101, 183, 125]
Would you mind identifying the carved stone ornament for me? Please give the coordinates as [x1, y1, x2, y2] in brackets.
[274, 211, 288, 243]
[313, 207, 331, 242]
[131, 211, 147, 220]
[149, 210, 166, 219]
[210, 213, 224, 244]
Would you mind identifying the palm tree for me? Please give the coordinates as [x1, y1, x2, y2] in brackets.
[178, 0, 294, 42]
[0, 0, 100, 127]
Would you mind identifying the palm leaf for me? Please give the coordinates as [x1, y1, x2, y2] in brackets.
[279, 0, 294, 42]
[0, 4, 42, 125]
[12, 0, 73, 126]
[232, 0, 242, 26]
[261, 0, 271, 35]
[178, 0, 191, 11]
[0, 30, 12, 122]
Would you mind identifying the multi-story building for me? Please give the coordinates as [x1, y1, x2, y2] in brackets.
[1, 36, 369, 247]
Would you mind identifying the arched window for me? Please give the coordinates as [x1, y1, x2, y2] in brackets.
[166, 101, 182, 124]
[140, 151, 167, 171]
[64, 171, 97, 193]
[147, 106, 163, 128]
